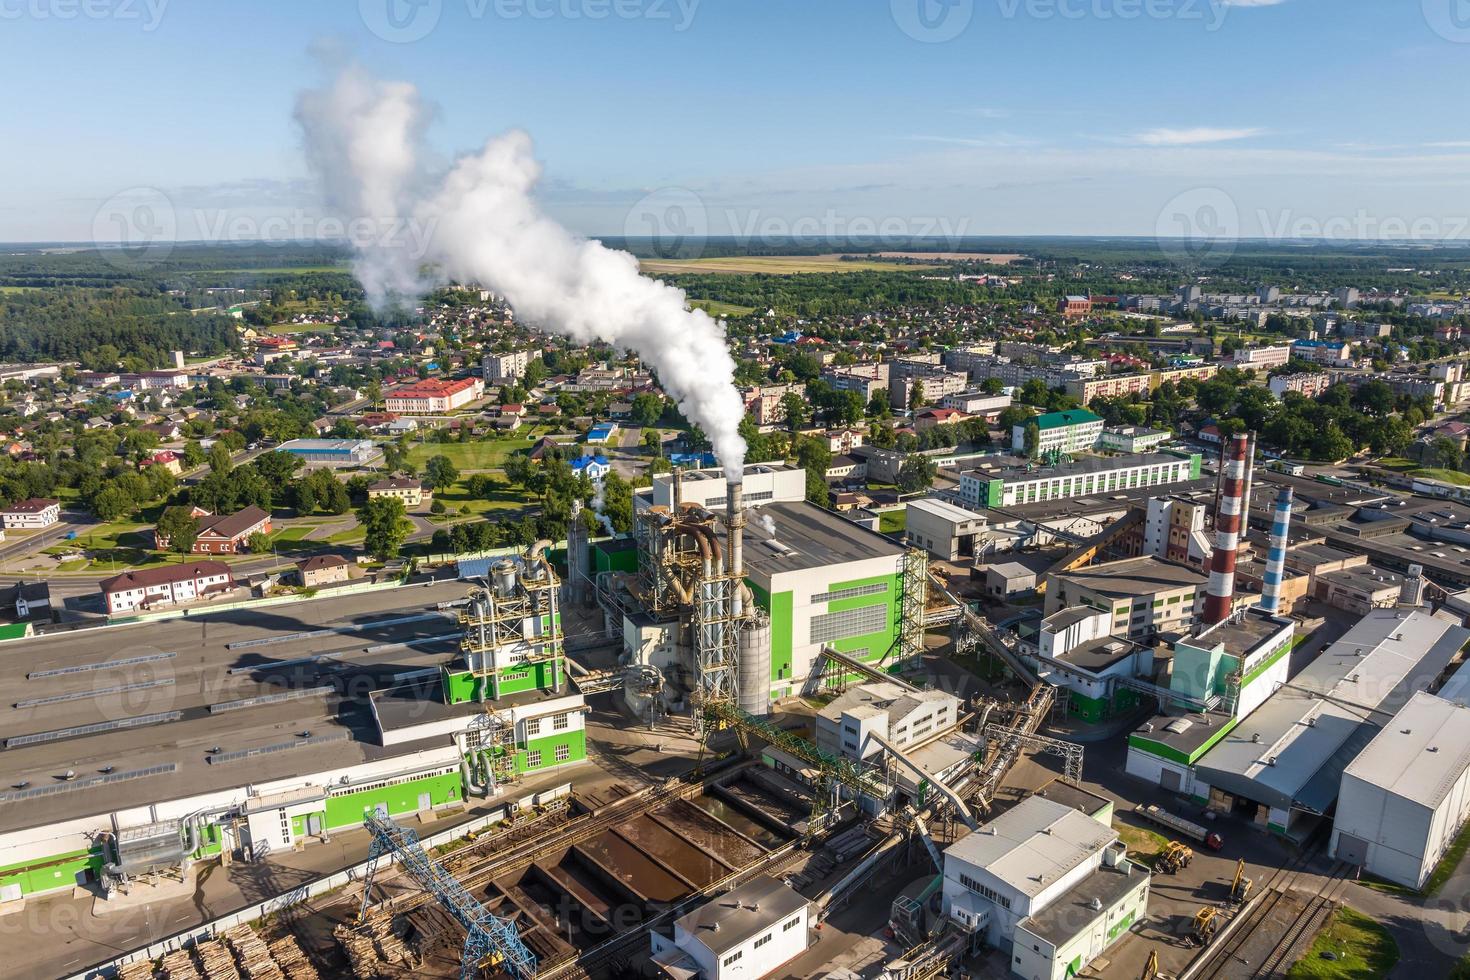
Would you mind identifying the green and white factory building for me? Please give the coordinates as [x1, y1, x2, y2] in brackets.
[0, 561, 586, 903]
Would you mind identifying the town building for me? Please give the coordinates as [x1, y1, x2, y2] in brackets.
[1098, 425, 1170, 454]
[367, 478, 427, 508]
[0, 498, 60, 530]
[571, 454, 611, 481]
[1291, 339, 1356, 366]
[959, 452, 1202, 510]
[481, 349, 532, 384]
[741, 382, 807, 426]
[1012, 409, 1104, 455]
[1062, 373, 1153, 404]
[651, 876, 812, 980]
[100, 562, 235, 614]
[384, 377, 485, 414]
[295, 554, 352, 589]
[1058, 295, 1093, 319]
[1044, 556, 1207, 642]
[941, 796, 1147, 979]
[905, 497, 993, 562]
[278, 439, 378, 466]
[1331, 691, 1470, 889]
[814, 681, 962, 762]
[941, 390, 1012, 417]
[154, 505, 272, 555]
[1233, 345, 1293, 370]
[1268, 372, 1334, 399]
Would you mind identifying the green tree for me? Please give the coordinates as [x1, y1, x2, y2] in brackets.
[358, 496, 411, 561]
[908, 379, 927, 411]
[1023, 422, 1041, 458]
[642, 429, 663, 456]
[795, 439, 831, 505]
[897, 455, 936, 494]
[322, 479, 351, 515]
[1432, 437, 1463, 471]
[780, 391, 810, 435]
[630, 392, 664, 427]
[424, 454, 460, 492]
[182, 440, 205, 470]
[155, 506, 200, 557]
[208, 441, 233, 474]
[246, 530, 272, 555]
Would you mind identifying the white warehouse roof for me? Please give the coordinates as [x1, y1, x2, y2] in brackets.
[944, 795, 1115, 900]
[1343, 692, 1470, 809]
[908, 496, 989, 525]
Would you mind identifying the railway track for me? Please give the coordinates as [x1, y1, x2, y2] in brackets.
[1186, 846, 1354, 980]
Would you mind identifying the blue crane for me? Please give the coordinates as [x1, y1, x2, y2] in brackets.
[359, 810, 537, 979]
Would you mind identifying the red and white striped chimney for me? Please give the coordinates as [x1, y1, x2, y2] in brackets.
[1203, 433, 1251, 625]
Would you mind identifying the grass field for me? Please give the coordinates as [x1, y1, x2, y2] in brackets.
[0, 285, 40, 293]
[688, 299, 758, 317]
[1113, 822, 1170, 865]
[1286, 907, 1398, 979]
[1411, 467, 1470, 486]
[405, 429, 552, 472]
[429, 485, 532, 520]
[879, 510, 906, 534]
[639, 254, 945, 276]
[268, 322, 337, 335]
[1425, 818, 1470, 896]
[200, 266, 346, 275]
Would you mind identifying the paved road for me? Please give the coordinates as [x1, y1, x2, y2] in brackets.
[0, 511, 99, 565]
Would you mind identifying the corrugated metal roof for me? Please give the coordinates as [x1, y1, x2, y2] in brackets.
[1342, 691, 1470, 809]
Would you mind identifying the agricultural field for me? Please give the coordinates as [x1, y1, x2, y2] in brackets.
[688, 298, 758, 317]
[640, 254, 946, 275]
[404, 427, 555, 472]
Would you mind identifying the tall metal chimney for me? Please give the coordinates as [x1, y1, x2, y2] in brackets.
[1204, 433, 1251, 625]
[1257, 487, 1293, 615]
[726, 480, 745, 616]
[672, 465, 684, 508]
[1241, 432, 1257, 530]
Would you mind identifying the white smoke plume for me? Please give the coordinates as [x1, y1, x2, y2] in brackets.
[294, 64, 747, 480]
[758, 513, 776, 536]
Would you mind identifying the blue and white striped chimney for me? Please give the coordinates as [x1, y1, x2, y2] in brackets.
[1258, 487, 1294, 614]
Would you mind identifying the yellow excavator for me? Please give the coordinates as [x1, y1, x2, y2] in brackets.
[1190, 906, 1220, 947]
[1155, 840, 1194, 875]
[1229, 857, 1253, 905]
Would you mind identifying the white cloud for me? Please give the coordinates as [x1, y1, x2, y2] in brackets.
[1133, 127, 1265, 146]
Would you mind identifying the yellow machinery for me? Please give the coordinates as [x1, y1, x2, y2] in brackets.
[1139, 949, 1159, 980]
[1229, 858, 1253, 905]
[1190, 907, 1220, 947]
[1156, 840, 1194, 875]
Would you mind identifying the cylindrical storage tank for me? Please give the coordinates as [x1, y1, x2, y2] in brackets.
[492, 560, 517, 597]
[737, 617, 772, 717]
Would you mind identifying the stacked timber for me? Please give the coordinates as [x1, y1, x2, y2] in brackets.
[160, 949, 200, 980]
[366, 916, 410, 965]
[194, 938, 241, 980]
[117, 960, 157, 980]
[223, 925, 283, 980]
[333, 924, 382, 979]
[266, 936, 320, 980]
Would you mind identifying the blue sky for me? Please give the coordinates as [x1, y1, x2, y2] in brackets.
[4, 0, 1470, 242]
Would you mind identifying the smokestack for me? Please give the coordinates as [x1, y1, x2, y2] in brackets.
[1204, 433, 1251, 625]
[726, 480, 744, 615]
[672, 466, 684, 508]
[1257, 487, 1293, 615]
[1241, 431, 1257, 529]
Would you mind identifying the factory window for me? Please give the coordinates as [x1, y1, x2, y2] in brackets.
[525, 718, 542, 737]
[553, 713, 570, 731]
[723, 951, 742, 966]
[814, 582, 890, 604]
[555, 744, 570, 762]
[810, 603, 889, 644]
[526, 750, 543, 768]
[783, 916, 801, 931]
[958, 873, 1012, 911]
[754, 934, 772, 949]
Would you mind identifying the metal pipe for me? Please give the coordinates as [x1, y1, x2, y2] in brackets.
[672, 465, 683, 508]
[726, 480, 745, 618]
[1257, 487, 1293, 615]
[1204, 433, 1251, 625]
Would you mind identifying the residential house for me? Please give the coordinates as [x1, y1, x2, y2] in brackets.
[100, 562, 235, 614]
[295, 555, 352, 588]
[368, 478, 427, 508]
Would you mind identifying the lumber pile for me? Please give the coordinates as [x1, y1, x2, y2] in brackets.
[333, 924, 382, 979]
[365, 915, 410, 966]
[194, 938, 241, 980]
[266, 935, 319, 980]
[160, 949, 200, 980]
[118, 959, 158, 980]
[223, 925, 283, 980]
